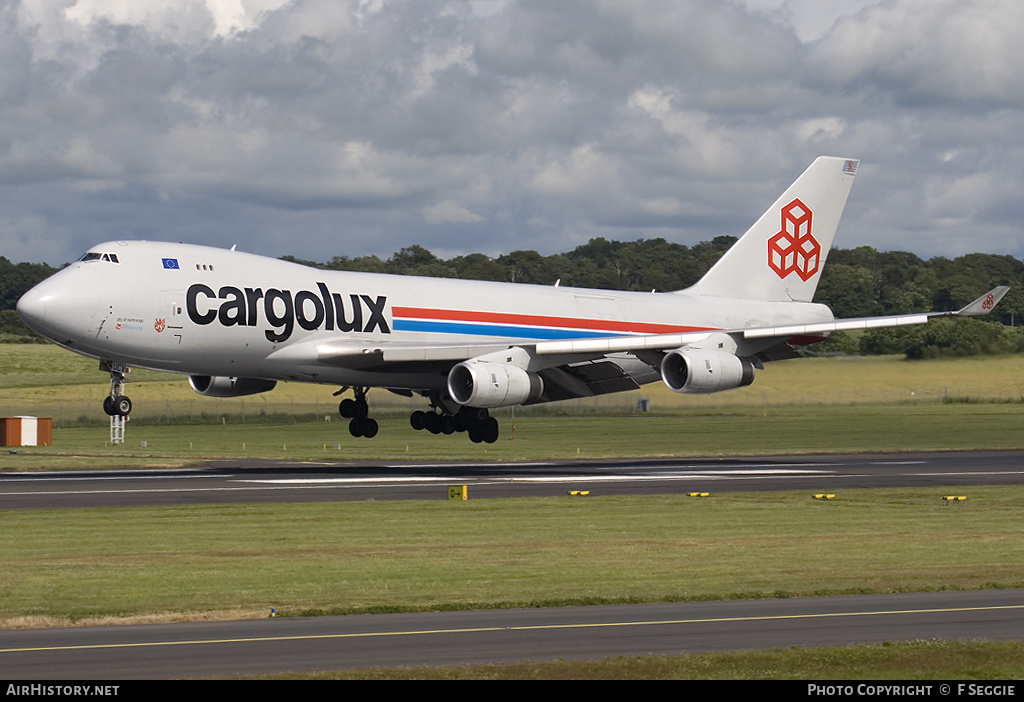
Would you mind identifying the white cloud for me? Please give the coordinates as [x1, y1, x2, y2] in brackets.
[2, 0, 1023, 266]
[810, 0, 1024, 105]
[422, 200, 484, 225]
[62, 0, 292, 39]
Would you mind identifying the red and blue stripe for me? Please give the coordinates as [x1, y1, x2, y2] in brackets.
[391, 306, 709, 340]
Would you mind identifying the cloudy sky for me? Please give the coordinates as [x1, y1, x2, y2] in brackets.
[3, 0, 1023, 266]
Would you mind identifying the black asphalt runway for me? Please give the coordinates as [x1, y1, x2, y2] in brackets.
[2, 590, 1023, 679]
[3, 449, 1023, 509]
[2, 450, 1023, 678]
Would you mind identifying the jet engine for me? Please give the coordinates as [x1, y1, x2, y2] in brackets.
[447, 361, 544, 408]
[660, 348, 755, 395]
[188, 375, 278, 398]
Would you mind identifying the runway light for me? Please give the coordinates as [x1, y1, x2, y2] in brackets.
[813, 494, 835, 500]
[687, 492, 709, 497]
[943, 496, 967, 505]
[568, 490, 590, 496]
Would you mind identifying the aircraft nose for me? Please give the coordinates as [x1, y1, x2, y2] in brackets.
[16, 271, 101, 344]
[16, 286, 48, 330]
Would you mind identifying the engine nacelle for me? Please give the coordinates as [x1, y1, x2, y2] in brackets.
[188, 375, 278, 398]
[660, 349, 755, 395]
[447, 361, 544, 408]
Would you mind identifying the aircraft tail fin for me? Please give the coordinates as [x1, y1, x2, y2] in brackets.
[684, 156, 859, 303]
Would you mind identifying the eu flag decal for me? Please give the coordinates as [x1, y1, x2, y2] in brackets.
[162, 258, 179, 270]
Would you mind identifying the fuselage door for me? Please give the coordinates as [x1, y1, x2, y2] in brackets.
[159, 290, 185, 344]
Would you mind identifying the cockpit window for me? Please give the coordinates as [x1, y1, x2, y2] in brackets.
[78, 252, 120, 263]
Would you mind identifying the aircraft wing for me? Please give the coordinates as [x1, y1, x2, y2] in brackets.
[310, 286, 1010, 387]
[534, 286, 1010, 356]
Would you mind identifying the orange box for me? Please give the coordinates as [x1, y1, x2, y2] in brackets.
[1, 417, 52, 446]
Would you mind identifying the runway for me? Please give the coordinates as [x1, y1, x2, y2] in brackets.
[2, 590, 1023, 679]
[2, 449, 1022, 678]
[3, 449, 1024, 509]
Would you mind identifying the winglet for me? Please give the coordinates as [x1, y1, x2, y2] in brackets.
[956, 286, 1010, 316]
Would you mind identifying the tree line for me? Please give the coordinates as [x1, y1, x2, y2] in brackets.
[3, 238, 1023, 357]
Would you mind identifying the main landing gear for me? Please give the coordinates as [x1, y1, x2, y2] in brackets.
[337, 387, 378, 438]
[335, 388, 500, 443]
[410, 405, 500, 444]
[102, 363, 132, 417]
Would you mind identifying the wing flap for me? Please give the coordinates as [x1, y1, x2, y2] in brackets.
[316, 340, 513, 366]
[535, 331, 716, 356]
[743, 314, 930, 339]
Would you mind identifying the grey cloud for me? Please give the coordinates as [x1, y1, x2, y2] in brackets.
[1, 0, 1022, 267]
[809, 0, 1024, 107]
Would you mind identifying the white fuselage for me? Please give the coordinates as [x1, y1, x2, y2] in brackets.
[17, 240, 834, 391]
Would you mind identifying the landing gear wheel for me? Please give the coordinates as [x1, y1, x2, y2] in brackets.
[114, 395, 132, 417]
[104, 363, 132, 417]
[410, 398, 497, 443]
[422, 412, 442, 434]
[480, 416, 499, 444]
[339, 398, 368, 419]
[103, 394, 132, 416]
[348, 416, 378, 438]
[410, 410, 426, 430]
[340, 388, 377, 438]
[467, 416, 499, 444]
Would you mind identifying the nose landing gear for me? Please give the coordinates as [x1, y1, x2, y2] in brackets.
[102, 363, 132, 417]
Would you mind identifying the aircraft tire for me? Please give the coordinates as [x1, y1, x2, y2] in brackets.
[348, 417, 377, 438]
[423, 412, 442, 434]
[410, 410, 426, 430]
[461, 407, 489, 423]
[361, 417, 378, 438]
[481, 417, 499, 444]
[103, 396, 116, 416]
[115, 395, 132, 416]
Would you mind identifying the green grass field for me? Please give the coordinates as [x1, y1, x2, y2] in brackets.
[5, 488, 1023, 625]
[284, 642, 1024, 683]
[3, 345, 1024, 424]
[3, 403, 1024, 470]
[2, 345, 1024, 468]
[2, 344, 1024, 678]
[261, 640, 1024, 680]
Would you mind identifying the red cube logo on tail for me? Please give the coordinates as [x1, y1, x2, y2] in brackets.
[768, 198, 819, 281]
